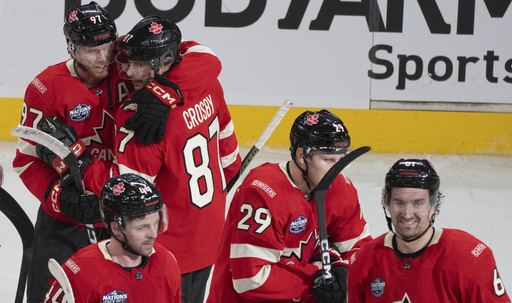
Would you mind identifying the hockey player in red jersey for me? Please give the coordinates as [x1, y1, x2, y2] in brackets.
[207, 109, 371, 303]
[112, 16, 242, 302]
[12, 3, 131, 302]
[347, 159, 511, 303]
[44, 173, 181, 303]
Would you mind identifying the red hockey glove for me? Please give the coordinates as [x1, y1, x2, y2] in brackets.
[123, 74, 183, 146]
[45, 176, 102, 224]
[311, 265, 348, 303]
[36, 116, 93, 177]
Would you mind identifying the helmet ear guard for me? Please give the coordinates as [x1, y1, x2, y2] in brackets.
[63, 1, 117, 47]
[384, 159, 442, 207]
[111, 203, 168, 235]
[290, 109, 351, 161]
[117, 16, 181, 71]
[100, 173, 166, 236]
[382, 159, 444, 241]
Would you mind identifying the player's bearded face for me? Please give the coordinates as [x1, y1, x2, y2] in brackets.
[73, 43, 114, 79]
[387, 188, 435, 241]
[121, 59, 155, 90]
[305, 151, 344, 188]
[123, 212, 160, 256]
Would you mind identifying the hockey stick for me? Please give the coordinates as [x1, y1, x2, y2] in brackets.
[226, 99, 293, 192]
[48, 258, 75, 303]
[0, 186, 35, 303]
[10, 126, 98, 244]
[311, 146, 371, 282]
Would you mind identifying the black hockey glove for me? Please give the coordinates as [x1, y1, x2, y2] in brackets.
[46, 175, 102, 224]
[124, 75, 183, 146]
[36, 116, 93, 177]
[311, 265, 348, 303]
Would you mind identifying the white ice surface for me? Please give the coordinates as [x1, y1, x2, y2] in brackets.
[1, 141, 511, 302]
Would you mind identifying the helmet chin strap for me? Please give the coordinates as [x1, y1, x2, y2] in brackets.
[68, 44, 87, 72]
[294, 154, 313, 192]
[383, 207, 436, 243]
[112, 232, 140, 256]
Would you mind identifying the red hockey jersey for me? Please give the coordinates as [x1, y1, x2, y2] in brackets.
[348, 228, 511, 303]
[113, 41, 242, 274]
[207, 162, 371, 303]
[44, 240, 181, 303]
[13, 60, 131, 224]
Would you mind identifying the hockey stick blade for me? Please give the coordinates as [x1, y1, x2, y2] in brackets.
[48, 258, 75, 303]
[312, 146, 371, 282]
[10, 126, 83, 191]
[226, 100, 293, 192]
[0, 187, 35, 303]
[10, 126, 98, 244]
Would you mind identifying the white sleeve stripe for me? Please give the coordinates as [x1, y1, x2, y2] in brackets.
[117, 164, 156, 184]
[221, 147, 239, 168]
[334, 222, 371, 253]
[230, 243, 281, 262]
[13, 139, 39, 176]
[13, 161, 33, 176]
[233, 264, 272, 294]
[219, 121, 234, 139]
[16, 138, 37, 157]
[183, 44, 217, 57]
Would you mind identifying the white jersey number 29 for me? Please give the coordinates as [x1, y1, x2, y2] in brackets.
[183, 116, 226, 209]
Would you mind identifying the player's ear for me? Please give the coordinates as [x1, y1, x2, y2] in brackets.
[295, 147, 306, 166]
[110, 221, 122, 236]
[159, 57, 173, 75]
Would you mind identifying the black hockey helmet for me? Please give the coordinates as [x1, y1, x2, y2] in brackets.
[117, 15, 182, 71]
[290, 109, 351, 161]
[63, 1, 117, 47]
[383, 159, 441, 206]
[100, 173, 167, 234]
[382, 159, 443, 241]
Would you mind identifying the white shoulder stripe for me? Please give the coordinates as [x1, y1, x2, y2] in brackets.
[334, 222, 371, 253]
[117, 164, 156, 184]
[233, 264, 272, 294]
[183, 44, 217, 56]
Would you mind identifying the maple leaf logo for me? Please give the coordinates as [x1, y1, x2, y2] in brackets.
[149, 22, 163, 34]
[306, 114, 319, 125]
[69, 11, 78, 23]
[113, 183, 125, 195]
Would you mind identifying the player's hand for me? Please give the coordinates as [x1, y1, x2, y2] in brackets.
[309, 239, 344, 264]
[46, 177, 102, 224]
[311, 265, 348, 303]
[124, 75, 183, 146]
[36, 116, 93, 176]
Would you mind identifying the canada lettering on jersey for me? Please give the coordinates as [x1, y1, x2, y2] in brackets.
[90, 148, 115, 161]
[182, 94, 215, 129]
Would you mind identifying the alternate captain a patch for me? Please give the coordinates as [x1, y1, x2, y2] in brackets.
[371, 277, 386, 298]
[102, 289, 128, 303]
[69, 103, 91, 122]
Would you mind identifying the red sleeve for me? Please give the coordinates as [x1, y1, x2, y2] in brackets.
[325, 174, 372, 264]
[229, 186, 319, 301]
[214, 80, 241, 182]
[173, 41, 242, 182]
[13, 77, 62, 217]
